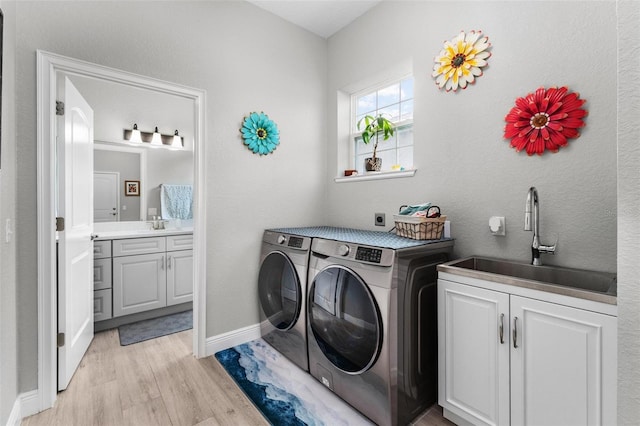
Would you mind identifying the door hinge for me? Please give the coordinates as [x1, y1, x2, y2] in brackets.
[56, 217, 65, 232]
[57, 332, 65, 347]
[55, 101, 64, 116]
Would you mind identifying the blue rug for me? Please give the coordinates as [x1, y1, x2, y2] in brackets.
[118, 310, 192, 345]
[215, 339, 372, 426]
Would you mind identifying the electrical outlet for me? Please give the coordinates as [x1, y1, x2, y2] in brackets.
[375, 213, 385, 227]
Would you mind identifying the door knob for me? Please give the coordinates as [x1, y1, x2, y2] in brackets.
[90, 234, 99, 240]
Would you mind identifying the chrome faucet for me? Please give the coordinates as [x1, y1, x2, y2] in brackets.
[524, 187, 556, 266]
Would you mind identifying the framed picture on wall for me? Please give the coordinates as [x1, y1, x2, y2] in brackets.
[124, 180, 140, 196]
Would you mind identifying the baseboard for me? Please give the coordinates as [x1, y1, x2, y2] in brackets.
[4, 390, 39, 426]
[19, 390, 40, 420]
[6, 396, 20, 426]
[205, 322, 261, 356]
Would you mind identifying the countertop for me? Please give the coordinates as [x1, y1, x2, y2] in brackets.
[94, 228, 193, 241]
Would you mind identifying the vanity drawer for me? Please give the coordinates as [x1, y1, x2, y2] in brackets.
[167, 234, 193, 251]
[94, 289, 112, 322]
[93, 258, 112, 290]
[113, 237, 166, 257]
[94, 240, 112, 259]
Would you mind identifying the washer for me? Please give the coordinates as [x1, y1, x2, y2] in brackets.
[306, 235, 452, 426]
[258, 230, 312, 371]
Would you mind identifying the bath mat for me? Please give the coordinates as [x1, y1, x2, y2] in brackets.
[215, 339, 372, 426]
[118, 310, 192, 346]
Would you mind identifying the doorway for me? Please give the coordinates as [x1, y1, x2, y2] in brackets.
[94, 172, 120, 222]
[36, 50, 207, 411]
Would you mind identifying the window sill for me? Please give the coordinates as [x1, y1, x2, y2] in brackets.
[334, 169, 416, 183]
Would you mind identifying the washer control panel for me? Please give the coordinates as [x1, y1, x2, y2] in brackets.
[288, 236, 304, 248]
[355, 246, 382, 264]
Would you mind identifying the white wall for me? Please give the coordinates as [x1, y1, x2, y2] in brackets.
[327, 1, 617, 272]
[15, 1, 326, 393]
[616, 1, 640, 422]
[0, 0, 18, 424]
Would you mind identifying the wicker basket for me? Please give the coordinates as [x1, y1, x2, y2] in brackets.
[393, 215, 447, 240]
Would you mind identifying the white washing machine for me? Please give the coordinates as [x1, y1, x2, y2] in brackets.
[258, 230, 312, 371]
[306, 234, 452, 426]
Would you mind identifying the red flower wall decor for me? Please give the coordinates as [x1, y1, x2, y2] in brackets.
[504, 86, 587, 156]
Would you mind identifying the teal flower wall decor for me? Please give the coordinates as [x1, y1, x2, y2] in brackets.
[240, 112, 280, 155]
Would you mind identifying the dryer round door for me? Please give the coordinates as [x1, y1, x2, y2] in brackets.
[258, 251, 302, 331]
[308, 265, 382, 374]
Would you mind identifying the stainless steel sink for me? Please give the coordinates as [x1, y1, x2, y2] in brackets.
[438, 256, 617, 304]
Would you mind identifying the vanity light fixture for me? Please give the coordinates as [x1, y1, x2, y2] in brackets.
[128, 123, 142, 143]
[123, 124, 184, 148]
[150, 126, 162, 146]
[171, 130, 183, 147]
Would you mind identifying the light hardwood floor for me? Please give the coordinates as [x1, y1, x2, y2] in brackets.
[23, 329, 453, 426]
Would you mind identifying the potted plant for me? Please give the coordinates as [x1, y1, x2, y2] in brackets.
[357, 114, 395, 172]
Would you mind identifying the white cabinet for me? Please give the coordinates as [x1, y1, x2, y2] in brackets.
[438, 281, 510, 425]
[111, 234, 193, 318]
[438, 278, 617, 426]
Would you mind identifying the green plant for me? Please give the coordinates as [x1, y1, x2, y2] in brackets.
[357, 114, 395, 165]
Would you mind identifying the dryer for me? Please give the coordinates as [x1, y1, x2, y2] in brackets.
[306, 235, 452, 426]
[258, 230, 311, 372]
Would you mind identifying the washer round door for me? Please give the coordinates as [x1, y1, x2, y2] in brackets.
[258, 251, 302, 331]
[308, 265, 382, 374]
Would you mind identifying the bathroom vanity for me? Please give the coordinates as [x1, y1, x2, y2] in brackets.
[437, 257, 617, 426]
[92, 224, 193, 328]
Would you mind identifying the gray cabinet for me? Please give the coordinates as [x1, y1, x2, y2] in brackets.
[93, 240, 113, 321]
[113, 252, 167, 317]
[108, 234, 193, 318]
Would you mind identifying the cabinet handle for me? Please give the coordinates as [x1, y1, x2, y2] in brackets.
[499, 313, 505, 344]
[513, 316, 519, 348]
[168, 255, 172, 269]
[161, 256, 165, 270]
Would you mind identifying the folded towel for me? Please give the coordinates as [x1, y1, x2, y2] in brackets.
[160, 184, 193, 220]
[399, 202, 431, 216]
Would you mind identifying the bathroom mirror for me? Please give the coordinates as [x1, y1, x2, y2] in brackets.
[67, 74, 195, 222]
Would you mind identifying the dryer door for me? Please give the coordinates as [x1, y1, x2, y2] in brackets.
[308, 265, 382, 374]
[258, 251, 301, 331]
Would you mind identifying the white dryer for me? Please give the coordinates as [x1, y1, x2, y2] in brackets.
[258, 230, 311, 371]
[306, 235, 452, 426]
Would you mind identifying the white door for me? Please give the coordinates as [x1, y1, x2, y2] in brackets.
[510, 296, 618, 426]
[94, 172, 119, 222]
[57, 77, 95, 391]
[438, 279, 510, 426]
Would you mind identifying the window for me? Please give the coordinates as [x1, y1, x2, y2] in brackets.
[351, 76, 413, 174]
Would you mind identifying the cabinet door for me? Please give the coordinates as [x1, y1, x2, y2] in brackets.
[112, 253, 167, 317]
[510, 296, 617, 426]
[94, 289, 112, 322]
[438, 279, 510, 426]
[93, 258, 112, 291]
[112, 237, 165, 257]
[93, 240, 112, 259]
[166, 249, 193, 306]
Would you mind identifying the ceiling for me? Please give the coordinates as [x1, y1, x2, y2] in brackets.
[247, 0, 382, 38]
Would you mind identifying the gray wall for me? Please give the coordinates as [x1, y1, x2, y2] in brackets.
[327, 1, 617, 271]
[5, 1, 638, 423]
[0, 1, 18, 423]
[145, 148, 193, 218]
[15, 1, 326, 393]
[94, 149, 141, 222]
[617, 1, 640, 422]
